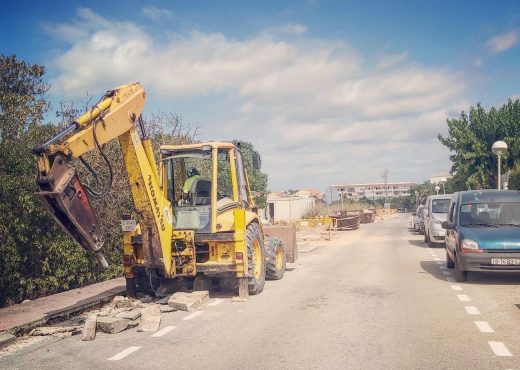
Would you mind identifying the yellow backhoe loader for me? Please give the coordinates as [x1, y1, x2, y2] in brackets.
[33, 82, 286, 298]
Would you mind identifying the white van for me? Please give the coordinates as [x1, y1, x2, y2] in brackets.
[424, 194, 452, 247]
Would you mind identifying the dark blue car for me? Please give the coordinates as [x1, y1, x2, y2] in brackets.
[442, 190, 520, 282]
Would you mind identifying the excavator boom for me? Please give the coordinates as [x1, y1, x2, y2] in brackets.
[33, 83, 148, 268]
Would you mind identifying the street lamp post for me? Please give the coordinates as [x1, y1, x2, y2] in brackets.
[492, 141, 508, 190]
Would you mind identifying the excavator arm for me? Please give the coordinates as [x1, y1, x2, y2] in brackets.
[33, 83, 173, 273]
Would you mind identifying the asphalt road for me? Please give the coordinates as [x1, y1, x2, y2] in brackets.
[3, 214, 520, 369]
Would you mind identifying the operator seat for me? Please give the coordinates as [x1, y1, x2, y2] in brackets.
[190, 178, 211, 205]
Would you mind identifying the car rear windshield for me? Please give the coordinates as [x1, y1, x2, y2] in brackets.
[459, 202, 520, 226]
[432, 199, 450, 213]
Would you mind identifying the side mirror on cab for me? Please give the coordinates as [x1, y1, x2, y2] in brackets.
[441, 221, 453, 230]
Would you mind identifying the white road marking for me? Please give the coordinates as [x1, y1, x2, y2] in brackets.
[434, 257, 441, 261]
[451, 285, 462, 291]
[488, 341, 512, 357]
[475, 321, 494, 333]
[446, 277, 455, 282]
[442, 270, 451, 275]
[465, 306, 480, 315]
[439, 266, 448, 270]
[108, 346, 141, 361]
[183, 311, 203, 320]
[457, 294, 471, 302]
[151, 326, 176, 338]
[436, 261, 443, 265]
[207, 298, 224, 307]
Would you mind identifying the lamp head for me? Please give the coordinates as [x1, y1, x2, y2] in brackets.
[492, 140, 508, 156]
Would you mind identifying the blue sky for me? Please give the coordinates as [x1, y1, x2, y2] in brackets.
[1, 1, 519, 194]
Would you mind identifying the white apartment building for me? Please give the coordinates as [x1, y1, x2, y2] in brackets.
[331, 182, 415, 200]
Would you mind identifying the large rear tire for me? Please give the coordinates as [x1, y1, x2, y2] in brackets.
[266, 237, 286, 280]
[246, 222, 266, 295]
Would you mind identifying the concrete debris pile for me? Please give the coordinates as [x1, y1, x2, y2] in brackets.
[26, 291, 210, 342]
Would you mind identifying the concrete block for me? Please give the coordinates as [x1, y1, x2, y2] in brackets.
[190, 290, 210, 304]
[97, 317, 129, 334]
[82, 315, 97, 341]
[111, 296, 133, 309]
[160, 305, 177, 313]
[115, 309, 141, 321]
[168, 296, 201, 312]
[0, 333, 15, 349]
[137, 304, 161, 332]
[264, 225, 297, 262]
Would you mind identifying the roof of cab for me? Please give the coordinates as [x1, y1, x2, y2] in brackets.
[160, 141, 236, 152]
[458, 189, 520, 203]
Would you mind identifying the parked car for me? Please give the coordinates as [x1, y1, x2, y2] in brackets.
[411, 205, 425, 234]
[443, 190, 520, 282]
[424, 194, 452, 247]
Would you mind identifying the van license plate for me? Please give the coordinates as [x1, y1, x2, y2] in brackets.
[491, 258, 520, 265]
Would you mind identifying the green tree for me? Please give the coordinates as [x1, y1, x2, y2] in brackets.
[508, 166, 520, 190]
[439, 99, 520, 189]
[234, 140, 269, 208]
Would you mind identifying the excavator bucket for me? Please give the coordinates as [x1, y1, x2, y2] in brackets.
[35, 154, 108, 268]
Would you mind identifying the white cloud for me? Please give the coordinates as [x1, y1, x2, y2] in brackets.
[142, 6, 172, 20]
[486, 30, 519, 54]
[47, 9, 467, 191]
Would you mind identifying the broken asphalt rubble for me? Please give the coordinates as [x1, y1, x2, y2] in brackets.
[25, 290, 210, 342]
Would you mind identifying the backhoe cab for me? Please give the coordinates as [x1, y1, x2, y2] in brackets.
[33, 82, 286, 299]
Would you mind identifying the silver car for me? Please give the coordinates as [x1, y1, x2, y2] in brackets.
[424, 194, 452, 247]
[412, 205, 425, 234]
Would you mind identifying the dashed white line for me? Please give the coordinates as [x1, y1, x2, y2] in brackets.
[442, 270, 451, 275]
[475, 321, 494, 333]
[439, 266, 448, 270]
[465, 306, 480, 315]
[436, 261, 443, 265]
[457, 294, 471, 302]
[183, 311, 203, 320]
[451, 285, 462, 291]
[488, 341, 512, 357]
[207, 298, 224, 307]
[434, 257, 441, 261]
[151, 326, 176, 338]
[108, 346, 141, 361]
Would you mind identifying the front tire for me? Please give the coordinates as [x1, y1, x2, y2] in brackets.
[454, 256, 467, 282]
[446, 251, 454, 268]
[246, 222, 266, 295]
[266, 237, 286, 280]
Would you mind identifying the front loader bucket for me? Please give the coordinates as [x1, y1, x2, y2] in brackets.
[35, 155, 107, 268]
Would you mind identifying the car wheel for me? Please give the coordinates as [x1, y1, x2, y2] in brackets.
[428, 237, 434, 248]
[446, 251, 454, 268]
[454, 256, 467, 282]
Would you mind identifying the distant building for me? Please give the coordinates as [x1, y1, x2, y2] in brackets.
[429, 172, 451, 185]
[266, 193, 316, 222]
[294, 188, 326, 202]
[331, 182, 415, 200]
